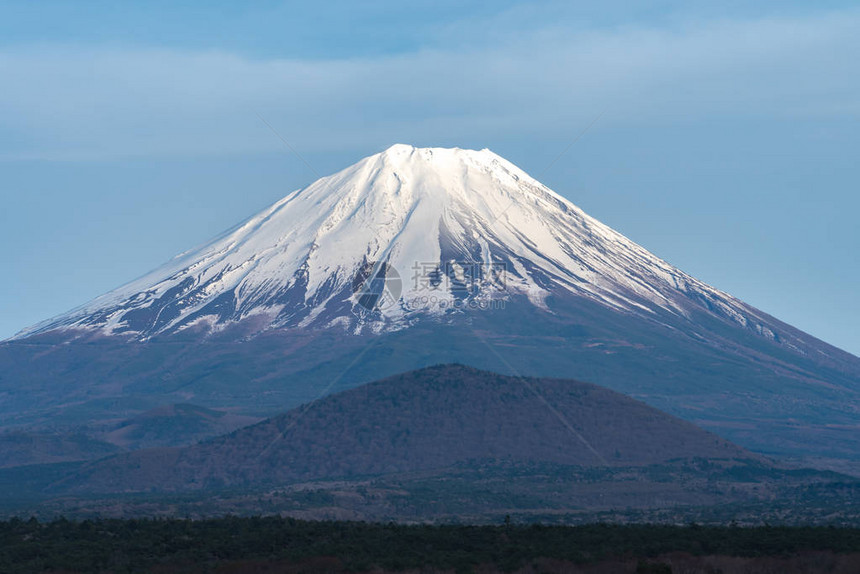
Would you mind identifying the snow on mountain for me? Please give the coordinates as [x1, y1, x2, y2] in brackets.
[14, 144, 784, 342]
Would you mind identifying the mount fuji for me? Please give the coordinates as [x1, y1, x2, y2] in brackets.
[2, 145, 858, 468]
[9, 145, 814, 342]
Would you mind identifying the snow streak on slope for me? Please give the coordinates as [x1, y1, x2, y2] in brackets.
[15, 144, 783, 341]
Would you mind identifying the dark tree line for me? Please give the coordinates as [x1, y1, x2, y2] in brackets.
[1, 517, 858, 573]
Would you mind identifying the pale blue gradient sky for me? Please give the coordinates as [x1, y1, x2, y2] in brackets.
[1, 1, 858, 355]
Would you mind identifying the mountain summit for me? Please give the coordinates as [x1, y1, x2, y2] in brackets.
[9, 145, 815, 351]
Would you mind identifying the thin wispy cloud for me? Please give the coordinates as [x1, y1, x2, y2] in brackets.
[1, 9, 858, 161]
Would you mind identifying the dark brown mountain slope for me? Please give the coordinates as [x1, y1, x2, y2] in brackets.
[55, 365, 758, 494]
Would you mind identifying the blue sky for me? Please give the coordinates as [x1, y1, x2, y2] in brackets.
[1, 1, 858, 355]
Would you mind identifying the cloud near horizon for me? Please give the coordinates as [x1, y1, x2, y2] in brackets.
[1, 8, 859, 161]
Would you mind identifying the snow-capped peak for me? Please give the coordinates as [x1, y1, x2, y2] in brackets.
[14, 145, 781, 341]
